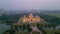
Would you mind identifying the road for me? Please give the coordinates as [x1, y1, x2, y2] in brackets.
[30, 25, 42, 34]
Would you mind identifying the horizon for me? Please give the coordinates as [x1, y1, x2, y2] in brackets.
[0, 0, 60, 10]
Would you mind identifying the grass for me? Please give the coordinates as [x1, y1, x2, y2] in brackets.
[20, 31, 29, 34]
[32, 32, 40, 34]
[20, 31, 40, 34]
[45, 30, 60, 34]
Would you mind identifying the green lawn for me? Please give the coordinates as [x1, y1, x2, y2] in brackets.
[20, 31, 29, 34]
[32, 32, 40, 34]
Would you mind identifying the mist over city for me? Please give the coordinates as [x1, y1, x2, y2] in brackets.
[0, 0, 60, 10]
[0, 0, 60, 34]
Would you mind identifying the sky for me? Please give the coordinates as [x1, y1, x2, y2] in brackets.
[0, 0, 60, 10]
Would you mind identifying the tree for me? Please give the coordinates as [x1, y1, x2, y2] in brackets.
[2, 32, 7, 34]
[10, 24, 14, 30]
[26, 24, 32, 32]
[3, 29, 15, 34]
[44, 24, 48, 29]
[19, 25, 22, 29]
[47, 24, 51, 28]
[51, 24, 56, 29]
[14, 25, 18, 31]
[36, 23, 43, 30]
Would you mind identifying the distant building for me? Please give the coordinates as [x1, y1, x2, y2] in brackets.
[18, 13, 43, 23]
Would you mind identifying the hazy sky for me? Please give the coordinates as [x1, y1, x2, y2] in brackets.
[0, 0, 60, 10]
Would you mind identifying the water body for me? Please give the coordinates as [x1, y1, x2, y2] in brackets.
[0, 24, 10, 34]
[56, 25, 60, 29]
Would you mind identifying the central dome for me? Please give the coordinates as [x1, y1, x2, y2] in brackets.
[29, 13, 33, 18]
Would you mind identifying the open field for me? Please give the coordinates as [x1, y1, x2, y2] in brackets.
[43, 13, 60, 18]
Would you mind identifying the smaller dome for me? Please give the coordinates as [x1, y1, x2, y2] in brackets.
[24, 15, 26, 18]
